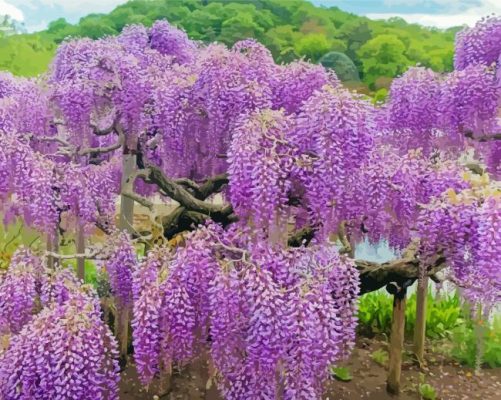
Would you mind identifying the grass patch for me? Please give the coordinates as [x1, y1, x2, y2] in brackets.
[358, 288, 501, 368]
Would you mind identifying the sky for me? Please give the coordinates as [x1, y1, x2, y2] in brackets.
[0, 0, 500, 33]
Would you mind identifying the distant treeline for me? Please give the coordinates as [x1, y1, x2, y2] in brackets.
[0, 0, 461, 91]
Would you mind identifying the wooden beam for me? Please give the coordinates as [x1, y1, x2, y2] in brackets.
[387, 291, 407, 394]
[414, 276, 429, 366]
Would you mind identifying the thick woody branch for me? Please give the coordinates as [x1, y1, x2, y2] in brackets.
[78, 140, 122, 156]
[356, 252, 446, 295]
[464, 130, 501, 142]
[122, 191, 154, 211]
[174, 178, 201, 196]
[160, 206, 187, 238]
[32, 135, 71, 148]
[78, 129, 124, 156]
[91, 113, 121, 136]
[288, 227, 445, 294]
[338, 221, 353, 256]
[141, 165, 233, 217]
[175, 174, 229, 200]
[287, 226, 316, 247]
[45, 247, 108, 260]
[198, 174, 229, 199]
[28, 124, 123, 157]
[159, 206, 236, 239]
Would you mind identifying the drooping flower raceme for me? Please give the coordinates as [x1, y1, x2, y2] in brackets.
[0, 270, 120, 400]
[131, 225, 360, 399]
[0, 248, 43, 335]
[418, 180, 501, 307]
[228, 109, 296, 235]
[455, 16, 501, 70]
[132, 246, 171, 386]
[105, 232, 137, 311]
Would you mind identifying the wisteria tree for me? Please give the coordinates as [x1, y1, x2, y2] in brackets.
[0, 16, 499, 400]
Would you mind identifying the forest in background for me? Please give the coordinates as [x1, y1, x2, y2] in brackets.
[0, 0, 460, 93]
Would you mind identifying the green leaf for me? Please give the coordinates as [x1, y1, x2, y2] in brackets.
[330, 366, 352, 382]
[371, 349, 389, 367]
[419, 383, 437, 400]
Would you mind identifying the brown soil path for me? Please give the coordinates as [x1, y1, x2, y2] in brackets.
[120, 338, 501, 400]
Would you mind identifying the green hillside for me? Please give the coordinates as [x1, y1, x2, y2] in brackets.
[0, 0, 461, 90]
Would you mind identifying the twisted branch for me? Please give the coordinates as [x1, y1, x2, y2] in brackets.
[174, 174, 229, 200]
[91, 113, 121, 136]
[77, 129, 124, 156]
[464, 130, 501, 142]
[122, 191, 154, 211]
[139, 165, 233, 217]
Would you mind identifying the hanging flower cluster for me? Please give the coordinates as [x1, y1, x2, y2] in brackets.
[455, 16, 501, 70]
[228, 109, 296, 233]
[0, 248, 43, 335]
[383, 64, 500, 154]
[290, 86, 375, 237]
[132, 246, 172, 385]
[339, 148, 469, 249]
[0, 135, 59, 233]
[0, 280, 119, 400]
[105, 232, 137, 311]
[0, 256, 119, 400]
[418, 174, 500, 306]
[132, 225, 359, 399]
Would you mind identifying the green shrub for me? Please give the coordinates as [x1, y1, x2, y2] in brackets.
[449, 315, 501, 368]
[406, 290, 463, 339]
[358, 287, 464, 339]
[357, 289, 393, 335]
[419, 383, 437, 400]
[357, 288, 501, 368]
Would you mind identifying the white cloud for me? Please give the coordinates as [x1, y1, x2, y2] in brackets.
[3, 0, 128, 31]
[21, 0, 125, 14]
[0, 0, 24, 21]
[383, 0, 476, 6]
[367, 12, 477, 28]
[369, 0, 501, 28]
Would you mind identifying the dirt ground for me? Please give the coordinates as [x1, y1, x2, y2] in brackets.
[119, 337, 501, 400]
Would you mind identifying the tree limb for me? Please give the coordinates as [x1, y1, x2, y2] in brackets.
[44, 247, 108, 260]
[174, 178, 202, 196]
[91, 113, 121, 136]
[464, 130, 501, 142]
[174, 174, 229, 200]
[197, 174, 229, 199]
[287, 226, 316, 247]
[122, 191, 154, 211]
[338, 221, 353, 256]
[78, 130, 124, 156]
[32, 135, 72, 148]
[355, 252, 446, 295]
[140, 165, 233, 217]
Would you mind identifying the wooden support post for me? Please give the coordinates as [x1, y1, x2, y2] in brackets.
[46, 236, 54, 269]
[156, 361, 172, 397]
[115, 307, 129, 358]
[119, 151, 136, 234]
[414, 276, 428, 366]
[386, 280, 411, 395]
[46, 231, 59, 269]
[116, 147, 136, 360]
[387, 294, 406, 394]
[76, 221, 85, 281]
[474, 304, 485, 374]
